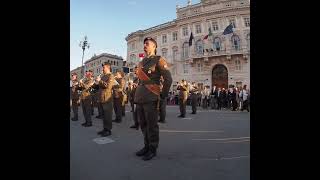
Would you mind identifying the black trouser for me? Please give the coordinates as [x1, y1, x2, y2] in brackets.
[179, 98, 187, 116]
[202, 98, 208, 109]
[71, 99, 78, 120]
[122, 104, 125, 116]
[159, 97, 167, 122]
[97, 102, 104, 117]
[81, 98, 92, 124]
[91, 96, 95, 115]
[210, 97, 217, 109]
[191, 96, 197, 113]
[242, 100, 249, 111]
[102, 101, 113, 131]
[113, 98, 122, 121]
[217, 98, 222, 110]
[136, 101, 159, 149]
[130, 100, 134, 112]
[132, 104, 139, 126]
[232, 99, 238, 111]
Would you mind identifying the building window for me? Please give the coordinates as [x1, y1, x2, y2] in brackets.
[172, 67, 176, 75]
[212, 21, 219, 31]
[172, 32, 178, 41]
[183, 27, 188, 37]
[172, 47, 178, 61]
[131, 42, 135, 50]
[197, 62, 202, 72]
[162, 48, 168, 58]
[236, 82, 242, 88]
[231, 35, 241, 50]
[183, 63, 189, 74]
[116, 61, 119, 66]
[196, 24, 201, 34]
[235, 59, 241, 70]
[213, 37, 221, 51]
[130, 54, 136, 62]
[229, 19, 236, 28]
[195, 40, 203, 54]
[244, 17, 250, 27]
[162, 35, 167, 44]
[182, 42, 189, 58]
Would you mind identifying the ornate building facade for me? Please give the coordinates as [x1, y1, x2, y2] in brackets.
[126, 0, 250, 91]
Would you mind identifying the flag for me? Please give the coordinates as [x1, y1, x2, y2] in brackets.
[138, 53, 145, 58]
[223, 24, 233, 35]
[189, 32, 194, 46]
[203, 27, 213, 40]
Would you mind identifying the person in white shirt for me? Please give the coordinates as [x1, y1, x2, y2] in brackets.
[239, 85, 249, 112]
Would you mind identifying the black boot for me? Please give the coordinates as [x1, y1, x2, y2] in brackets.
[97, 128, 108, 135]
[158, 120, 166, 123]
[71, 117, 78, 121]
[100, 130, 111, 137]
[142, 147, 157, 161]
[130, 125, 139, 130]
[135, 146, 149, 157]
[83, 122, 92, 127]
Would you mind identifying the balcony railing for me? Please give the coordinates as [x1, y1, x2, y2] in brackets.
[189, 48, 249, 60]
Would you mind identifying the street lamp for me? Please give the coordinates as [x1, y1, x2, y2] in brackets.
[79, 35, 90, 78]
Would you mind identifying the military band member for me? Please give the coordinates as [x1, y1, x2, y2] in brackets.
[134, 37, 172, 161]
[95, 62, 114, 137]
[189, 82, 198, 114]
[70, 73, 80, 121]
[112, 71, 125, 123]
[177, 79, 188, 118]
[129, 77, 139, 129]
[78, 70, 95, 127]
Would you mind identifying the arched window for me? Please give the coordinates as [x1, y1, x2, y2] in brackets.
[213, 37, 221, 51]
[195, 39, 203, 54]
[231, 35, 241, 50]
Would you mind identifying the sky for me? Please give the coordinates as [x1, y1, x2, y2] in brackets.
[70, 0, 201, 70]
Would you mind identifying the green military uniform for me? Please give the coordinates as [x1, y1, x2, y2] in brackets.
[190, 83, 199, 114]
[121, 80, 127, 117]
[71, 79, 80, 121]
[96, 72, 114, 136]
[134, 55, 172, 159]
[158, 81, 167, 123]
[127, 84, 135, 113]
[129, 78, 139, 129]
[113, 77, 125, 123]
[91, 91, 95, 115]
[78, 77, 94, 126]
[91, 83, 104, 119]
[177, 82, 189, 118]
[96, 88, 104, 119]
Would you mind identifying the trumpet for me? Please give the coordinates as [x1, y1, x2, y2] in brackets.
[95, 73, 102, 83]
[79, 77, 86, 84]
[113, 78, 120, 86]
